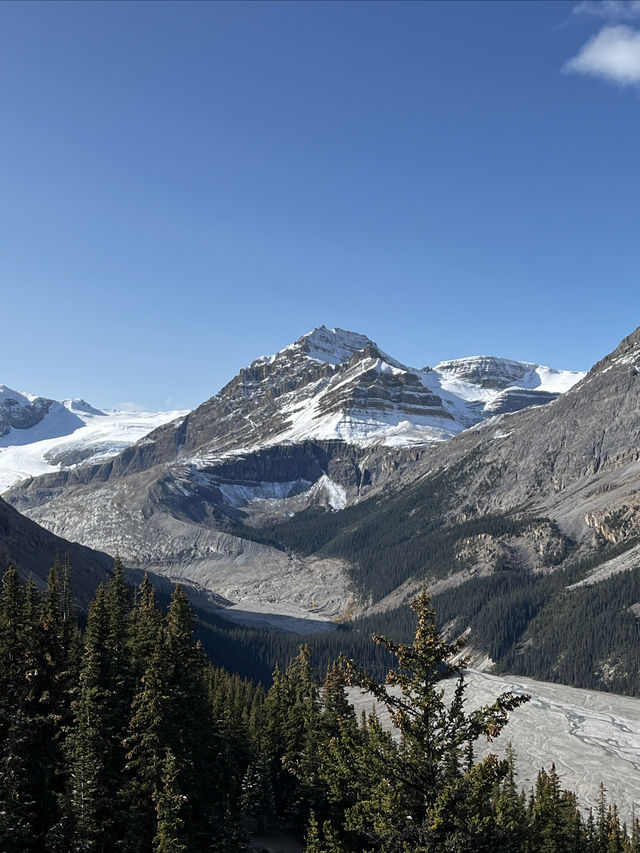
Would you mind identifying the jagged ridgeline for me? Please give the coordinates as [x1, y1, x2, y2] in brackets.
[1, 561, 636, 853]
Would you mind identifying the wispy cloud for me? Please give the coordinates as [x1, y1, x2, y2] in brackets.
[573, 1, 640, 21]
[564, 24, 640, 85]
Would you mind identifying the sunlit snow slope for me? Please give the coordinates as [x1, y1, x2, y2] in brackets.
[0, 385, 186, 493]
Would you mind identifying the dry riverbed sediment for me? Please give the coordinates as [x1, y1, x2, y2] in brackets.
[349, 670, 640, 826]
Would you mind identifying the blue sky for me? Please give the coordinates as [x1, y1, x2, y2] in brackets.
[1, 0, 639, 410]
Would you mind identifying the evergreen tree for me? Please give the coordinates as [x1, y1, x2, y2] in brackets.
[320, 655, 357, 734]
[280, 645, 322, 821]
[163, 587, 222, 847]
[493, 744, 528, 852]
[630, 815, 640, 853]
[122, 629, 170, 852]
[0, 568, 38, 851]
[314, 656, 360, 827]
[0, 721, 39, 851]
[596, 784, 610, 853]
[22, 561, 79, 849]
[335, 710, 402, 850]
[104, 557, 134, 728]
[65, 586, 122, 851]
[585, 809, 599, 853]
[607, 805, 625, 853]
[339, 588, 529, 851]
[123, 586, 223, 851]
[529, 764, 584, 853]
[429, 753, 506, 851]
[0, 567, 26, 737]
[240, 756, 275, 835]
[129, 573, 163, 685]
[152, 749, 188, 853]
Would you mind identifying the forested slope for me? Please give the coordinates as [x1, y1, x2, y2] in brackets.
[1, 559, 636, 852]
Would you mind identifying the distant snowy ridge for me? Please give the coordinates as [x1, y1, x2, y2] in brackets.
[434, 355, 582, 397]
[0, 387, 187, 493]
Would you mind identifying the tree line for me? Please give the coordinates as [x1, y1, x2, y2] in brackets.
[0, 559, 637, 852]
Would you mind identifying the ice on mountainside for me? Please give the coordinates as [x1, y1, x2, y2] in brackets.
[0, 387, 188, 493]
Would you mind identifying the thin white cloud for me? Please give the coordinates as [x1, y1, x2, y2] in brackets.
[564, 24, 640, 84]
[573, 1, 640, 20]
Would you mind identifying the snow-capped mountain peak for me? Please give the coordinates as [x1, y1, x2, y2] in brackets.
[256, 326, 404, 370]
[298, 325, 406, 369]
[108, 328, 587, 474]
[0, 330, 586, 497]
[0, 385, 33, 406]
[62, 398, 106, 417]
[297, 325, 376, 365]
[434, 356, 584, 400]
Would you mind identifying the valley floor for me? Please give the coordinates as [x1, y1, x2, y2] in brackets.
[350, 670, 640, 826]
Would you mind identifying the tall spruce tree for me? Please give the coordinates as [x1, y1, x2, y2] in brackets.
[163, 587, 222, 848]
[329, 589, 530, 851]
[122, 628, 169, 853]
[152, 748, 188, 853]
[123, 586, 224, 851]
[22, 561, 79, 849]
[272, 645, 323, 826]
[493, 744, 528, 852]
[129, 573, 163, 686]
[0, 567, 38, 851]
[0, 567, 26, 738]
[65, 586, 123, 851]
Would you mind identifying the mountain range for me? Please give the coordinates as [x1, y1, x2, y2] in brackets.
[3, 322, 640, 697]
[1, 327, 584, 623]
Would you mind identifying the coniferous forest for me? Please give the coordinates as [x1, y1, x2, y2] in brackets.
[1, 559, 638, 853]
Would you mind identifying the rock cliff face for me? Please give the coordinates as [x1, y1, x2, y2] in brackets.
[1, 386, 58, 436]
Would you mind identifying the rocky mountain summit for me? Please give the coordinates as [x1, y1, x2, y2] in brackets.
[0, 385, 89, 439]
[2, 329, 582, 489]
